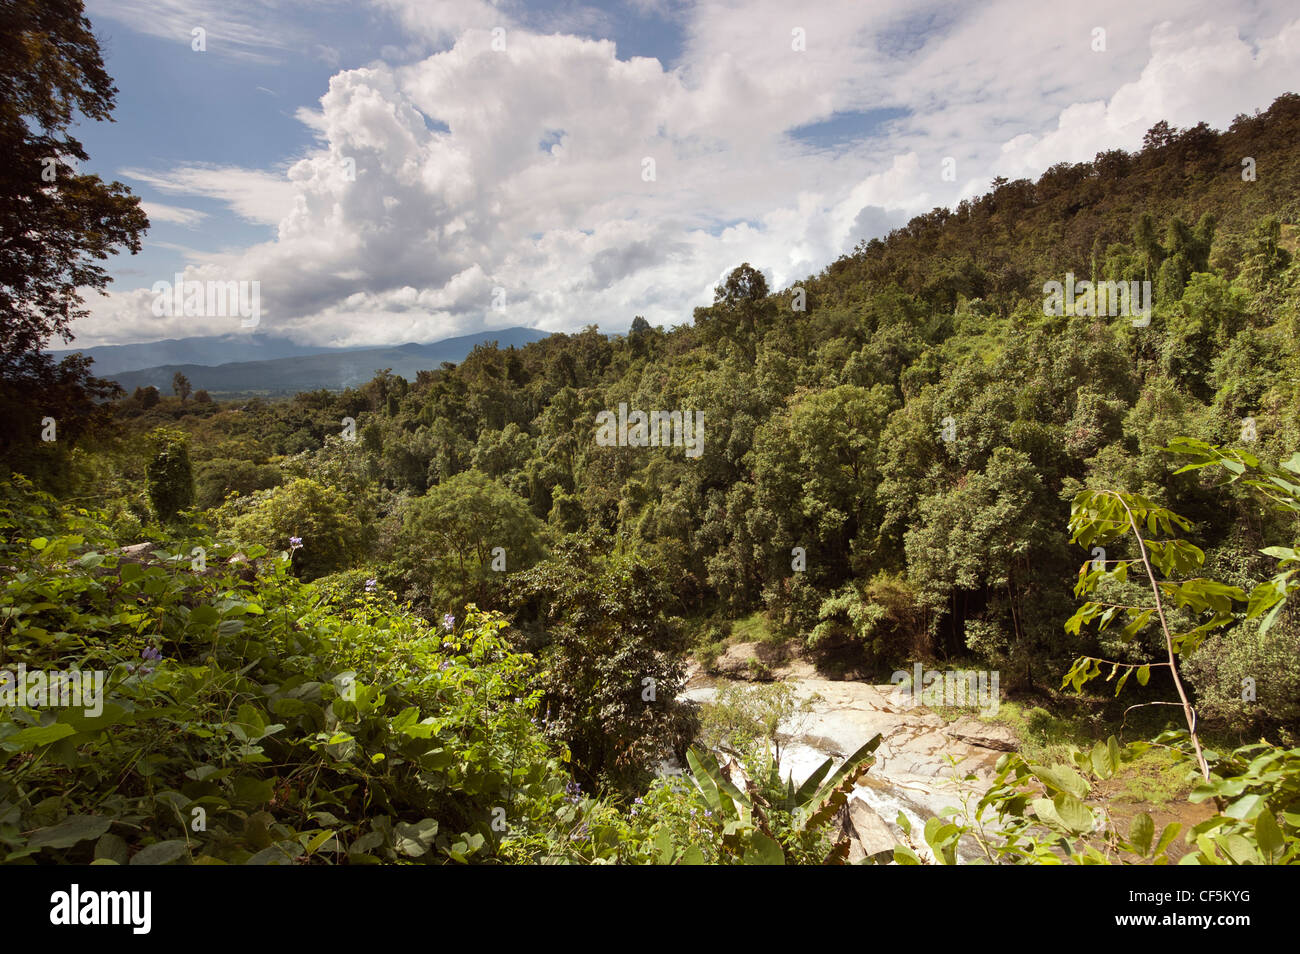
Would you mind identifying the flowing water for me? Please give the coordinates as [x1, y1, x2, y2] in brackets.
[678, 663, 1016, 863]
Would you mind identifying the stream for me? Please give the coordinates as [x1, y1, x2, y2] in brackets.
[676, 661, 1020, 863]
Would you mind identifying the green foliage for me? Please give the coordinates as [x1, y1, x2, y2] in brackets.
[195, 458, 283, 510]
[507, 541, 692, 792]
[681, 734, 882, 864]
[391, 470, 542, 614]
[914, 736, 1186, 865]
[0, 480, 599, 864]
[698, 681, 814, 771]
[1187, 740, 1300, 864]
[144, 428, 195, 522]
[9, 75, 1300, 864]
[226, 478, 364, 581]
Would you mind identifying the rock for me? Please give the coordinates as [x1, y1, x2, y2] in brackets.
[834, 797, 898, 864]
[117, 542, 154, 563]
[843, 795, 896, 862]
[709, 641, 775, 680]
[945, 717, 1018, 752]
[225, 552, 258, 581]
[675, 669, 1015, 863]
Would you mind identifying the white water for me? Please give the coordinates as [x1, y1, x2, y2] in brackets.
[677, 672, 1007, 863]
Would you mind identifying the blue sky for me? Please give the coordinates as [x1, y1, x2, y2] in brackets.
[70, 0, 1300, 348]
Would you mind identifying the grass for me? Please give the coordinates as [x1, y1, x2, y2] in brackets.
[692, 612, 791, 671]
[729, 611, 782, 644]
[930, 693, 1203, 807]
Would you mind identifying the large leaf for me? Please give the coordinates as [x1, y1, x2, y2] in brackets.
[742, 831, 785, 865]
[29, 814, 111, 850]
[130, 840, 189, 865]
[798, 734, 882, 830]
[394, 818, 439, 857]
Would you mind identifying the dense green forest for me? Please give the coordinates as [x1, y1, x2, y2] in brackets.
[3, 2, 1299, 865]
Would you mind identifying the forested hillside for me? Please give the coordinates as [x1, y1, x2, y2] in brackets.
[5, 80, 1300, 864]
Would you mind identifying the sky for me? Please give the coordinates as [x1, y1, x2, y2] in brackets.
[68, 0, 1300, 349]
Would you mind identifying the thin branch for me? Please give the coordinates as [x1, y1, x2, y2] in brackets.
[1113, 493, 1211, 783]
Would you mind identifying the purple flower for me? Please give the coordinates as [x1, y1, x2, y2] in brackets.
[442, 613, 455, 631]
[289, 536, 303, 549]
[365, 578, 378, 592]
[141, 646, 162, 662]
[564, 780, 582, 804]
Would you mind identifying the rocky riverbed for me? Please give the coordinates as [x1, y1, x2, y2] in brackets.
[680, 652, 1022, 863]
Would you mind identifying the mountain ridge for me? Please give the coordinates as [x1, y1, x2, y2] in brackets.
[81, 327, 550, 395]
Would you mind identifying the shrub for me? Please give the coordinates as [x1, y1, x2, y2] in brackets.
[144, 427, 194, 521]
[229, 478, 365, 580]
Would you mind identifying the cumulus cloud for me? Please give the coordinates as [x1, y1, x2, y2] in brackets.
[75, 2, 1300, 348]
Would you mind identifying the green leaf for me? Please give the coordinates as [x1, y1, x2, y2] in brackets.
[1154, 822, 1182, 857]
[189, 605, 220, 627]
[4, 722, 77, 750]
[1029, 764, 1089, 799]
[742, 831, 785, 865]
[1129, 813, 1154, 855]
[304, 830, 335, 854]
[130, 840, 189, 865]
[1136, 665, 1150, 686]
[394, 819, 439, 857]
[29, 814, 112, 850]
[94, 832, 129, 865]
[1089, 741, 1116, 780]
[1224, 793, 1265, 821]
[1255, 811, 1283, 859]
[1051, 793, 1094, 835]
[793, 758, 834, 805]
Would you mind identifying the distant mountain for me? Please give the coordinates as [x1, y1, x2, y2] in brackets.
[88, 328, 549, 396]
[47, 334, 377, 377]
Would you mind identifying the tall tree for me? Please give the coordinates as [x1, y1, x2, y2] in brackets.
[0, 0, 147, 478]
[0, 0, 148, 364]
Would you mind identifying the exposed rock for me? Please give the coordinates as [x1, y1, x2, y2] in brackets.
[117, 542, 154, 563]
[842, 795, 896, 862]
[679, 671, 1012, 863]
[945, 716, 1019, 752]
[708, 641, 780, 680]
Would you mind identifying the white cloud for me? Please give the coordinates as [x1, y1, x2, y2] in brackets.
[372, 0, 517, 46]
[75, 2, 1300, 348]
[85, 0, 343, 62]
[122, 164, 298, 227]
[140, 202, 207, 228]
